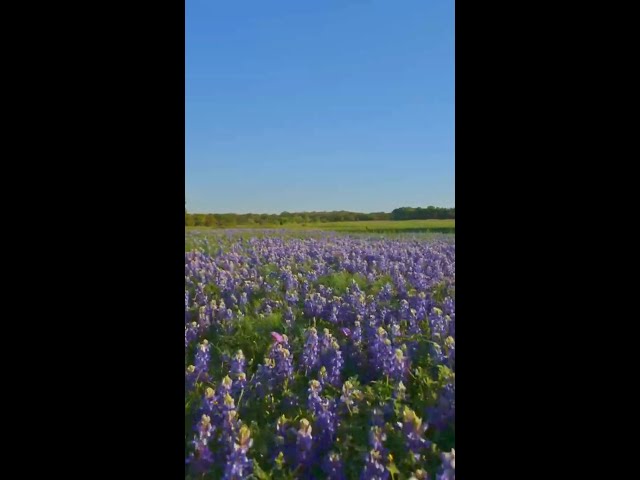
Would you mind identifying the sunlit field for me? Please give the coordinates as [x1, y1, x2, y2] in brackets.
[185, 230, 455, 479]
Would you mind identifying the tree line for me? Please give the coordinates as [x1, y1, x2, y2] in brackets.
[185, 206, 454, 227]
[389, 206, 455, 220]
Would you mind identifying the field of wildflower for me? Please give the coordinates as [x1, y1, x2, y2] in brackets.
[185, 231, 455, 479]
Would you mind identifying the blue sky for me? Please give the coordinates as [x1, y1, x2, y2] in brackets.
[186, 0, 454, 214]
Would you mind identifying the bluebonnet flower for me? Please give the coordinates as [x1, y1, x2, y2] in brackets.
[319, 329, 344, 387]
[308, 380, 323, 415]
[369, 327, 393, 376]
[361, 410, 389, 480]
[220, 391, 237, 416]
[429, 307, 448, 341]
[304, 293, 326, 318]
[283, 306, 295, 329]
[322, 451, 346, 480]
[273, 343, 293, 382]
[409, 469, 429, 480]
[340, 380, 362, 414]
[216, 375, 233, 408]
[300, 327, 319, 372]
[296, 418, 313, 467]
[185, 364, 197, 391]
[351, 291, 368, 319]
[285, 290, 299, 305]
[444, 336, 455, 369]
[370, 425, 387, 452]
[239, 292, 248, 311]
[391, 271, 407, 297]
[275, 414, 290, 443]
[388, 348, 409, 382]
[436, 449, 455, 480]
[328, 305, 339, 324]
[399, 299, 411, 319]
[233, 373, 247, 398]
[319, 328, 333, 351]
[281, 269, 298, 291]
[315, 398, 337, 454]
[275, 415, 296, 467]
[400, 407, 430, 461]
[220, 308, 234, 331]
[361, 449, 389, 480]
[216, 299, 227, 322]
[442, 297, 455, 316]
[194, 340, 210, 378]
[194, 283, 207, 306]
[255, 340, 293, 394]
[378, 283, 393, 302]
[218, 394, 240, 459]
[201, 386, 216, 416]
[186, 414, 214, 474]
[222, 424, 253, 480]
[427, 381, 455, 431]
[230, 350, 245, 377]
[254, 358, 275, 396]
[390, 321, 402, 340]
[352, 320, 363, 345]
[198, 305, 211, 331]
[185, 321, 198, 348]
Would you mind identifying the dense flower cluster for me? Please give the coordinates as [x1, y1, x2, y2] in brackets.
[185, 232, 455, 479]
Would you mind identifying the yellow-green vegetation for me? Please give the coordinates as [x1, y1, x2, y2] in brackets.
[186, 219, 454, 234]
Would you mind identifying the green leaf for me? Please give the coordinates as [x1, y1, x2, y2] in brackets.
[253, 461, 271, 480]
[387, 462, 401, 477]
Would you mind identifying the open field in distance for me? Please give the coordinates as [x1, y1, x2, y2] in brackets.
[186, 219, 454, 234]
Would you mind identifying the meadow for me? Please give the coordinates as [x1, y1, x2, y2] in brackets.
[312, 219, 453, 234]
[185, 230, 455, 479]
[186, 219, 455, 235]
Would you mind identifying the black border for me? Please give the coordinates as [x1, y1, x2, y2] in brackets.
[16, 2, 187, 476]
[11, 0, 613, 476]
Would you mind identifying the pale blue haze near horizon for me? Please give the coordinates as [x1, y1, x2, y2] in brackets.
[186, 0, 454, 214]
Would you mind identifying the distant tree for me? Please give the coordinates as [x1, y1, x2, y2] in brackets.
[205, 214, 216, 227]
[185, 206, 452, 227]
[390, 206, 453, 220]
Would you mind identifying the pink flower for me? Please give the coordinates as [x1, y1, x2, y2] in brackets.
[271, 332, 284, 343]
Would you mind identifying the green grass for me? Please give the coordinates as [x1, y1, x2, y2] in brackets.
[186, 218, 455, 234]
[312, 219, 454, 233]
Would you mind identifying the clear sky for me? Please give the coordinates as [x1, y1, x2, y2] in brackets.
[186, 0, 454, 214]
